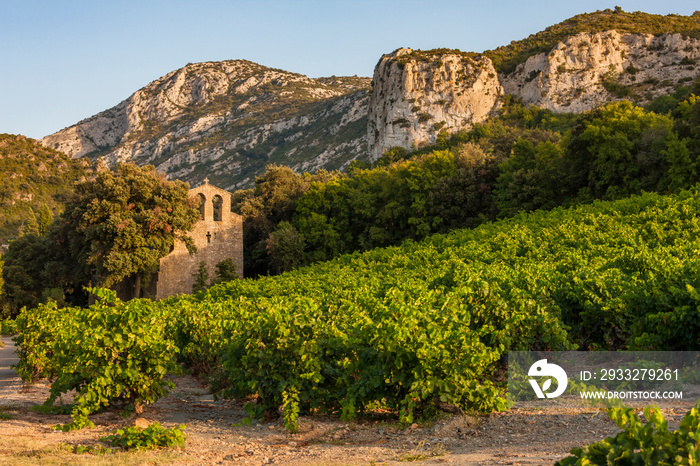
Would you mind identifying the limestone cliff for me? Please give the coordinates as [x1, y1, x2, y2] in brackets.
[41, 61, 370, 190]
[501, 31, 700, 112]
[40, 12, 700, 177]
[367, 31, 699, 159]
[367, 49, 503, 160]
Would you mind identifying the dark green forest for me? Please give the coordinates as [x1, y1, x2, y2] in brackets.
[0, 164, 198, 315]
[234, 78, 700, 278]
[3, 77, 700, 315]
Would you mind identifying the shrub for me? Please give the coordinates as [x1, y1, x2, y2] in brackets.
[0, 318, 16, 335]
[101, 423, 186, 450]
[557, 402, 700, 465]
[418, 112, 433, 123]
[191, 262, 209, 293]
[17, 288, 180, 430]
[213, 258, 238, 284]
[601, 71, 631, 97]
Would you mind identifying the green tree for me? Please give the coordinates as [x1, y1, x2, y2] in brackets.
[495, 139, 567, 217]
[373, 146, 409, 167]
[673, 93, 700, 156]
[212, 258, 238, 285]
[55, 164, 200, 298]
[191, 262, 209, 293]
[292, 211, 345, 263]
[1, 234, 49, 315]
[565, 101, 673, 199]
[660, 133, 696, 192]
[265, 221, 306, 274]
[2, 220, 91, 314]
[38, 204, 53, 236]
[22, 208, 39, 236]
[424, 142, 502, 229]
[233, 164, 338, 277]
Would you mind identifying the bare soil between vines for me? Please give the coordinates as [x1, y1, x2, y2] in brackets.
[0, 336, 694, 465]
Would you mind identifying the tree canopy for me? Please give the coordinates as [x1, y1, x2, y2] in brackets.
[233, 84, 700, 277]
[58, 164, 200, 296]
[1, 164, 200, 313]
[1, 234, 50, 315]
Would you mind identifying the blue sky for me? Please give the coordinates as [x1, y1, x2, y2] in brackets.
[1, 0, 697, 139]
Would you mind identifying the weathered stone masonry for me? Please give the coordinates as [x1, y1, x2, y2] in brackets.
[154, 180, 243, 299]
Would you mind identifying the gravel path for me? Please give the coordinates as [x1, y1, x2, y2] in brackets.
[0, 336, 18, 376]
[0, 337, 694, 465]
[0, 336, 23, 407]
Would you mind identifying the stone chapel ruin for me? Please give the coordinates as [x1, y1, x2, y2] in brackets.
[115, 179, 244, 300]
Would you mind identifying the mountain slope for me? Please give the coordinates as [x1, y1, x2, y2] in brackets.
[367, 48, 503, 158]
[39, 10, 700, 180]
[0, 134, 90, 247]
[500, 30, 700, 113]
[367, 10, 700, 156]
[40, 61, 371, 190]
[485, 8, 700, 73]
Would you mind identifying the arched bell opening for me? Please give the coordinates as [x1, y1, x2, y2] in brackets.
[213, 195, 223, 222]
[197, 193, 206, 220]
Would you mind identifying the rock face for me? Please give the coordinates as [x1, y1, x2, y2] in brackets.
[367, 48, 503, 160]
[367, 33, 700, 159]
[41, 30, 700, 179]
[41, 60, 371, 190]
[501, 31, 700, 113]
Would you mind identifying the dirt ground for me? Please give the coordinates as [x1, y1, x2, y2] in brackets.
[0, 336, 694, 465]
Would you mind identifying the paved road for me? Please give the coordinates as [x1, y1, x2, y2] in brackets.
[0, 336, 19, 389]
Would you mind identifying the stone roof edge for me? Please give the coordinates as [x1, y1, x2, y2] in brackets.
[188, 182, 232, 196]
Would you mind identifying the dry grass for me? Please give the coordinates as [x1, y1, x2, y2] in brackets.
[0, 435, 185, 465]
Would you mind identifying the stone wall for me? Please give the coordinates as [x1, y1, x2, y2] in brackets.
[155, 181, 243, 299]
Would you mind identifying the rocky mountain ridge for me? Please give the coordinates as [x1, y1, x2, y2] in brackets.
[368, 31, 700, 158]
[41, 61, 371, 190]
[367, 48, 503, 159]
[39, 10, 700, 183]
[503, 30, 700, 112]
